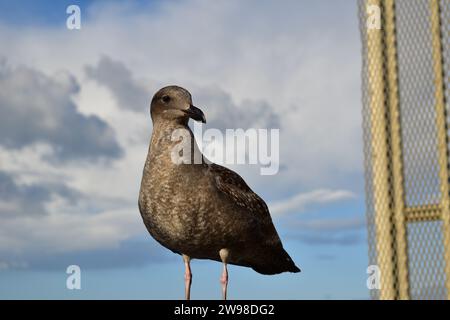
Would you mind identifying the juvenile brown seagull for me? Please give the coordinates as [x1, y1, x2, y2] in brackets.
[139, 86, 300, 300]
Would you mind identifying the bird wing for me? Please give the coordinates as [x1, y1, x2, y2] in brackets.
[209, 163, 272, 223]
[209, 164, 299, 274]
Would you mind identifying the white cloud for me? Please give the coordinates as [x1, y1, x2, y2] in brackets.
[0, 206, 142, 254]
[0, 260, 27, 271]
[270, 189, 356, 216]
[291, 216, 365, 231]
[0, 63, 122, 161]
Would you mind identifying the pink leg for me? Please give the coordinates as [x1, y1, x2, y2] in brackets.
[220, 263, 228, 300]
[219, 249, 229, 300]
[182, 255, 192, 300]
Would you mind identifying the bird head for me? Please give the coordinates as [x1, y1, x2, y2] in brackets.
[150, 86, 206, 124]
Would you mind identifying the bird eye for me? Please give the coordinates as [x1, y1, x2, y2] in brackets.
[162, 95, 171, 103]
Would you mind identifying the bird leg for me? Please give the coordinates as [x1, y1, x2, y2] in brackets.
[219, 249, 229, 300]
[182, 254, 192, 300]
[220, 262, 228, 300]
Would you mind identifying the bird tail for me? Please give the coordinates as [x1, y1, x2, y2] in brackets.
[251, 248, 301, 275]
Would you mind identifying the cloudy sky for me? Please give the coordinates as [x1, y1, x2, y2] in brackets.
[0, 0, 368, 299]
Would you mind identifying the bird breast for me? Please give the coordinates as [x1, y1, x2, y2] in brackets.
[140, 161, 219, 250]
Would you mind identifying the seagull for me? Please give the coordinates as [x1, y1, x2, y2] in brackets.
[139, 86, 300, 300]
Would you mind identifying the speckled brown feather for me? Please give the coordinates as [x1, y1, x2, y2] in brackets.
[139, 86, 300, 275]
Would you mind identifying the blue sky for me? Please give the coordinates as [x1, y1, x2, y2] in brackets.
[0, 0, 161, 26]
[0, 0, 368, 299]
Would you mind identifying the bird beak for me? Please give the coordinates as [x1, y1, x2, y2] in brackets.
[184, 104, 206, 123]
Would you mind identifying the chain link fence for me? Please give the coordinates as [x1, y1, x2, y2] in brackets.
[359, 0, 450, 299]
